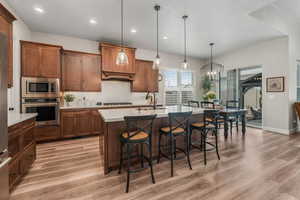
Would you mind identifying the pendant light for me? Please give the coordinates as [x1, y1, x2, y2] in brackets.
[153, 5, 161, 69]
[116, 0, 129, 65]
[182, 15, 188, 69]
[207, 43, 217, 80]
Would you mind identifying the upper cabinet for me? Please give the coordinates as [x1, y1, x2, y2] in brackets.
[131, 59, 158, 92]
[0, 3, 16, 88]
[21, 41, 62, 78]
[62, 50, 101, 92]
[100, 43, 136, 80]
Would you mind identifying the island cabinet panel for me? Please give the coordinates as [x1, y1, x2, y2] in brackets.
[0, 3, 16, 87]
[100, 43, 136, 80]
[131, 59, 158, 92]
[62, 50, 101, 92]
[21, 41, 62, 78]
[8, 118, 36, 191]
[60, 109, 102, 139]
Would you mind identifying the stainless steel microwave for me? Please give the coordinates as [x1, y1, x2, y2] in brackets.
[22, 77, 60, 98]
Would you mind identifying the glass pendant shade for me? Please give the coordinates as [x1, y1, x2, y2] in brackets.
[182, 61, 188, 69]
[116, 49, 129, 65]
[153, 55, 160, 70]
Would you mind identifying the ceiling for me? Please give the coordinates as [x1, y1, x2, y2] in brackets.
[7, 0, 286, 59]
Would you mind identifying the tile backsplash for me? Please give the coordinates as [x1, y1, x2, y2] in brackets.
[63, 80, 163, 106]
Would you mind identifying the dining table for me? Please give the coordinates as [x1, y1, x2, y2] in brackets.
[219, 108, 248, 139]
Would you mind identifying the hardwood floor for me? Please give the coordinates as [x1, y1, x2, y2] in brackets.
[10, 128, 300, 200]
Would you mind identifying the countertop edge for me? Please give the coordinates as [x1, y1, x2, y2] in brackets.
[8, 113, 38, 127]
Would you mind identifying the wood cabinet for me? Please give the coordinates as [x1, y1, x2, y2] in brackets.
[0, 3, 16, 87]
[62, 50, 101, 92]
[21, 41, 62, 78]
[60, 109, 102, 139]
[100, 43, 136, 80]
[8, 118, 36, 191]
[131, 59, 158, 92]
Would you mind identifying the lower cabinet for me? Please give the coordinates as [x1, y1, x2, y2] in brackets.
[8, 118, 36, 191]
[34, 125, 61, 142]
[60, 109, 102, 139]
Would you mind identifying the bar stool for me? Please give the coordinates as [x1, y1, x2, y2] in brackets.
[118, 114, 157, 193]
[190, 110, 221, 165]
[157, 111, 192, 177]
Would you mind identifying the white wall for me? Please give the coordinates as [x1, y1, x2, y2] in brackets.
[0, 0, 32, 113]
[31, 32, 203, 105]
[215, 37, 290, 134]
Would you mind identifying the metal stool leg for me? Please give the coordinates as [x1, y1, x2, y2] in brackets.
[215, 129, 220, 160]
[157, 133, 162, 164]
[118, 142, 123, 174]
[140, 143, 144, 168]
[170, 134, 174, 177]
[203, 133, 207, 165]
[126, 143, 131, 193]
[186, 132, 192, 170]
[148, 142, 155, 184]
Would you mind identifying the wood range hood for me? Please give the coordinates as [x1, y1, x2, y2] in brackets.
[99, 43, 136, 81]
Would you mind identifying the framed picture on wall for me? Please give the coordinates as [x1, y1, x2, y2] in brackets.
[266, 76, 284, 92]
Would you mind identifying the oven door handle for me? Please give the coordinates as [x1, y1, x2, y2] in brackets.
[23, 103, 59, 107]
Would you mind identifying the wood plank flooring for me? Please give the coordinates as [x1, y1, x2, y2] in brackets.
[10, 128, 300, 200]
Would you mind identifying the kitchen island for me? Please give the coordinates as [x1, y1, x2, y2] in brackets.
[99, 106, 205, 174]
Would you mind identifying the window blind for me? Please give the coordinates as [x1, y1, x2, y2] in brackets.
[181, 91, 193, 105]
[165, 91, 180, 106]
[180, 71, 193, 86]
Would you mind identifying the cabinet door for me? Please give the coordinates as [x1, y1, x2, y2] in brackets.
[61, 111, 78, 138]
[131, 60, 148, 92]
[40, 46, 61, 78]
[82, 54, 101, 91]
[62, 52, 83, 91]
[101, 46, 115, 72]
[77, 111, 94, 136]
[34, 125, 60, 142]
[90, 110, 102, 135]
[147, 66, 159, 92]
[21, 43, 40, 77]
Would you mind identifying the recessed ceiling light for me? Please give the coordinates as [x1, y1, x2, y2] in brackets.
[131, 29, 137, 34]
[34, 7, 44, 13]
[89, 19, 97, 25]
[163, 36, 168, 40]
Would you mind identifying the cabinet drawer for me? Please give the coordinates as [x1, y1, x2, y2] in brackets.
[9, 159, 21, 189]
[23, 126, 35, 149]
[8, 135, 20, 158]
[20, 144, 36, 175]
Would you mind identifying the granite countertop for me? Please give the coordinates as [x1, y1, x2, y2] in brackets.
[8, 113, 38, 127]
[60, 104, 159, 110]
[99, 105, 205, 122]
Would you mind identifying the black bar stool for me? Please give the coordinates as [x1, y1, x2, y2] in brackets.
[157, 111, 192, 177]
[190, 110, 221, 165]
[118, 114, 157, 193]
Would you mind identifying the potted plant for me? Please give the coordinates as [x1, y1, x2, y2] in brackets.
[64, 94, 75, 107]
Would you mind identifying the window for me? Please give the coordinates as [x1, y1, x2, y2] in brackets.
[163, 69, 195, 105]
[180, 71, 193, 87]
[164, 70, 178, 87]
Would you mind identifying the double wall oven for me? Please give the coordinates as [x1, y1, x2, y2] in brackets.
[21, 77, 60, 126]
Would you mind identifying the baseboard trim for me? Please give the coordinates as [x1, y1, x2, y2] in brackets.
[262, 126, 291, 135]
